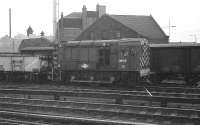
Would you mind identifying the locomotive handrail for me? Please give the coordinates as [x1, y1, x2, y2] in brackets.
[0, 89, 199, 105]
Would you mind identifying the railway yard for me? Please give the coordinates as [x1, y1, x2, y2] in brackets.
[1, 38, 200, 125]
[0, 0, 200, 124]
[0, 83, 199, 125]
[0, 3, 200, 125]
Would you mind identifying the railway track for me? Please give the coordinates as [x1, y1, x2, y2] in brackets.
[47, 88, 200, 98]
[135, 86, 200, 94]
[0, 97, 199, 125]
[0, 117, 46, 125]
[0, 85, 199, 124]
[1, 87, 200, 99]
[0, 89, 200, 108]
[1, 83, 200, 94]
[0, 110, 155, 125]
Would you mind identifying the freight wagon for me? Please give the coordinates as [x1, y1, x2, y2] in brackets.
[58, 38, 150, 85]
[0, 53, 52, 81]
[150, 43, 200, 85]
[0, 53, 40, 71]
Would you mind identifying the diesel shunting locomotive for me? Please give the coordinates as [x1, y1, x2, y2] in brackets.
[58, 38, 150, 85]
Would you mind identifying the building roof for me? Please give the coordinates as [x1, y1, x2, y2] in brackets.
[62, 8, 168, 41]
[62, 11, 98, 29]
[63, 12, 83, 29]
[19, 37, 54, 51]
[63, 18, 82, 28]
[87, 11, 98, 17]
[75, 14, 168, 41]
[110, 15, 168, 39]
[64, 11, 97, 19]
[64, 12, 82, 18]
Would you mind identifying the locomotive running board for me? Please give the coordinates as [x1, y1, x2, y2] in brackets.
[70, 80, 113, 84]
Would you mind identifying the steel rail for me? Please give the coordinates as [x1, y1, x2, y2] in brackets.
[0, 110, 156, 125]
[0, 97, 199, 124]
[0, 89, 200, 106]
[0, 97, 199, 118]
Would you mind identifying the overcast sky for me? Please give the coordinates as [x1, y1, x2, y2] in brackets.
[0, 0, 200, 42]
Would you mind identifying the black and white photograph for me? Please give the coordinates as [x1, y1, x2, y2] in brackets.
[0, 0, 199, 124]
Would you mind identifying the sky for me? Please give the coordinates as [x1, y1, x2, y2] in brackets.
[0, 0, 200, 42]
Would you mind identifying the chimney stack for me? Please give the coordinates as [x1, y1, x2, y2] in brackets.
[96, 4, 106, 18]
[82, 5, 87, 30]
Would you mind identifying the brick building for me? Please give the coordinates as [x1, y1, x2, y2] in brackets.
[59, 4, 168, 44]
[75, 15, 168, 43]
[58, 4, 106, 41]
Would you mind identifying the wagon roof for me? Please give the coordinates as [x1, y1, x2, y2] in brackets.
[150, 43, 200, 48]
[63, 38, 147, 46]
[0, 52, 38, 57]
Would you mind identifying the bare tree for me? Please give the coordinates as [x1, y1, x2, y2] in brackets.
[27, 26, 33, 37]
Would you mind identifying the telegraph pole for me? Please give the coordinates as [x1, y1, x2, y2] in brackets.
[53, 0, 60, 42]
[9, 8, 14, 52]
[168, 18, 176, 42]
[9, 8, 11, 38]
[190, 34, 197, 42]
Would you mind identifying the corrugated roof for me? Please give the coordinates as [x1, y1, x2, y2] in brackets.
[19, 37, 54, 51]
[110, 15, 167, 39]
